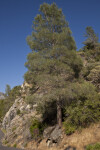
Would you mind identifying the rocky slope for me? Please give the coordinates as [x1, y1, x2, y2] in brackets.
[1, 96, 62, 149]
[27, 123, 100, 150]
[1, 96, 100, 150]
[0, 130, 22, 150]
[2, 97, 41, 149]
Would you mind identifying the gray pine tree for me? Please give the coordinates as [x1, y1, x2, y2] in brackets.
[25, 3, 83, 128]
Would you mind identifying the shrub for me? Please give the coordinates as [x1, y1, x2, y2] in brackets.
[86, 143, 100, 150]
[9, 86, 22, 100]
[0, 99, 13, 122]
[0, 85, 21, 122]
[13, 144, 17, 148]
[4, 140, 8, 144]
[17, 109, 21, 115]
[64, 82, 100, 132]
[30, 119, 43, 140]
[63, 122, 76, 135]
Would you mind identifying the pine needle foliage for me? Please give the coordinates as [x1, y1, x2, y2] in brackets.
[24, 3, 83, 127]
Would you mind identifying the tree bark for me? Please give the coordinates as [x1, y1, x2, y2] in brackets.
[57, 100, 62, 128]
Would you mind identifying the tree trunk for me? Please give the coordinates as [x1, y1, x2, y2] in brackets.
[57, 100, 62, 128]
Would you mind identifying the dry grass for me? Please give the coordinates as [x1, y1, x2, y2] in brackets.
[27, 122, 100, 150]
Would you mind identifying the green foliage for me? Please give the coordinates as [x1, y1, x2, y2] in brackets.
[24, 2, 82, 84]
[17, 109, 21, 115]
[27, 2, 76, 51]
[5, 84, 11, 97]
[23, 2, 99, 132]
[82, 27, 100, 65]
[86, 143, 100, 150]
[0, 99, 13, 122]
[30, 119, 44, 139]
[64, 82, 100, 131]
[24, 2, 83, 128]
[0, 85, 21, 122]
[0, 100, 5, 120]
[63, 122, 76, 135]
[4, 140, 8, 144]
[83, 26, 99, 50]
[87, 63, 100, 91]
[81, 49, 100, 91]
[9, 85, 21, 100]
[82, 47, 100, 62]
[13, 144, 17, 148]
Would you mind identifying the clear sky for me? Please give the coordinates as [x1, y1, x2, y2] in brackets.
[0, 0, 100, 92]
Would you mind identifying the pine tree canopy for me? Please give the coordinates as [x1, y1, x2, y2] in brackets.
[24, 3, 83, 127]
[83, 26, 99, 50]
[25, 3, 82, 85]
[27, 3, 76, 52]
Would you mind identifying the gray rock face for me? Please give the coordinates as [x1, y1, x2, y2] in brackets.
[43, 126, 55, 138]
[2, 97, 42, 148]
[43, 125, 62, 147]
[50, 125, 62, 142]
[2, 98, 37, 129]
[2, 98, 24, 129]
[0, 130, 22, 150]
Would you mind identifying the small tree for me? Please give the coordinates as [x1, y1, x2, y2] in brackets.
[5, 84, 11, 96]
[83, 26, 99, 50]
[9, 86, 21, 100]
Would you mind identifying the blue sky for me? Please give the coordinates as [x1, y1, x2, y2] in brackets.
[0, 0, 100, 92]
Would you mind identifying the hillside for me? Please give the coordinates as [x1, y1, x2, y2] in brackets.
[0, 48, 99, 150]
[0, 2, 100, 150]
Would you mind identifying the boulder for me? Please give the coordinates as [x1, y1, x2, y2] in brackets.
[26, 104, 32, 112]
[43, 125, 62, 147]
[43, 126, 55, 138]
[50, 125, 62, 142]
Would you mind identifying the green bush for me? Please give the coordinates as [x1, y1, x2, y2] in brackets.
[17, 109, 21, 115]
[30, 119, 43, 139]
[63, 122, 76, 135]
[64, 82, 100, 131]
[13, 144, 17, 148]
[0, 99, 13, 122]
[0, 85, 21, 122]
[9, 85, 22, 100]
[86, 143, 100, 150]
[4, 140, 8, 144]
